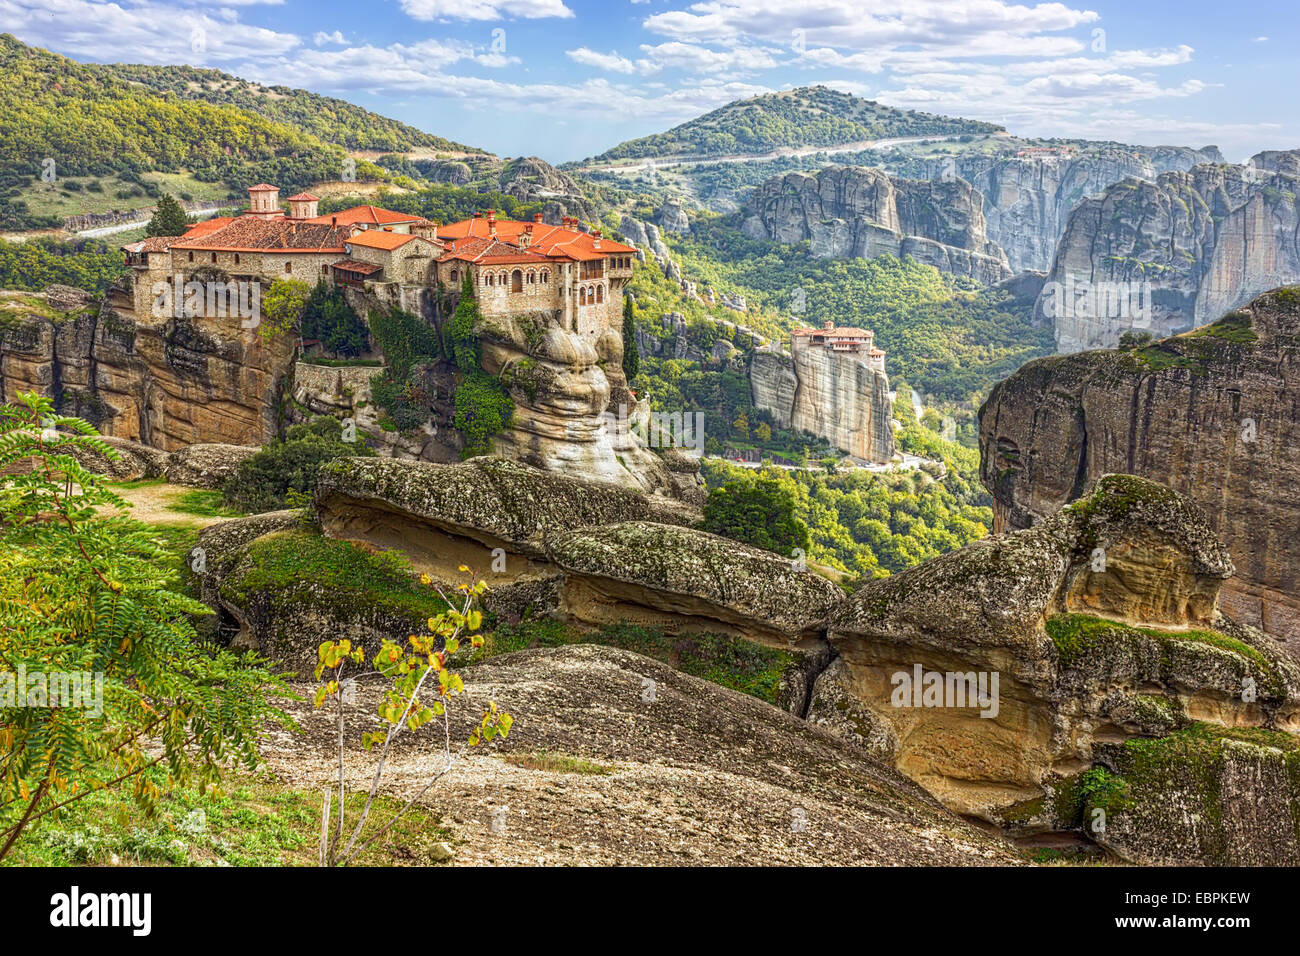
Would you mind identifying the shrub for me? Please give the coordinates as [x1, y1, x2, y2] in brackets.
[223, 416, 374, 514]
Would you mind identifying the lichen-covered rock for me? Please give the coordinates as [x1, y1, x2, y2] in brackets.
[314, 455, 656, 561]
[58, 435, 171, 481]
[546, 520, 845, 646]
[164, 442, 260, 488]
[818, 473, 1300, 845]
[806, 658, 898, 762]
[1086, 725, 1300, 865]
[980, 289, 1300, 652]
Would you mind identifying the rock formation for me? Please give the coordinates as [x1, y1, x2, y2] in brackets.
[0, 287, 296, 450]
[265, 642, 1023, 865]
[1039, 151, 1300, 351]
[979, 288, 1300, 652]
[943, 145, 1222, 273]
[741, 165, 1012, 285]
[818, 473, 1300, 863]
[750, 341, 895, 463]
[478, 308, 674, 495]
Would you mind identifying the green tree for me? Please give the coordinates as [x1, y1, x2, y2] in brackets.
[259, 278, 311, 341]
[700, 472, 811, 556]
[301, 281, 369, 358]
[448, 273, 481, 372]
[144, 193, 192, 237]
[0, 392, 288, 861]
[223, 416, 375, 513]
[622, 295, 640, 380]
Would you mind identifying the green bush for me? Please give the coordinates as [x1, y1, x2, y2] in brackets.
[222, 416, 374, 514]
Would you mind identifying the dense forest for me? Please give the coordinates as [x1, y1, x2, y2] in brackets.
[0, 237, 125, 293]
[0, 35, 405, 225]
[99, 62, 477, 155]
[581, 86, 1003, 163]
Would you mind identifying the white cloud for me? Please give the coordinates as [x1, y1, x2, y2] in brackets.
[398, 0, 574, 21]
[313, 30, 346, 46]
[567, 47, 639, 74]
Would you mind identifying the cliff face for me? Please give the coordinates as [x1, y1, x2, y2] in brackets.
[478, 310, 673, 495]
[741, 165, 1012, 285]
[1038, 151, 1300, 352]
[0, 287, 295, 449]
[750, 342, 894, 463]
[949, 145, 1221, 273]
[978, 288, 1300, 653]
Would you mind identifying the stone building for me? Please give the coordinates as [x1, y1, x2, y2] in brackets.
[434, 210, 637, 337]
[120, 187, 636, 337]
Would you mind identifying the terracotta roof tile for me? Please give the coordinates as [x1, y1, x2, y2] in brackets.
[171, 218, 348, 253]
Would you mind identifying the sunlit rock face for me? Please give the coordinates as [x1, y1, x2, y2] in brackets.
[0, 288, 294, 450]
[817, 475, 1300, 864]
[1040, 152, 1300, 352]
[741, 165, 1012, 285]
[478, 311, 672, 494]
[980, 288, 1300, 654]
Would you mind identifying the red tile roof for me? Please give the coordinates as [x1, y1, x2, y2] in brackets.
[122, 235, 179, 254]
[439, 236, 554, 265]
[436, 216, 637, 265]
[171, 218, 349, 253]
[306, 205, 427, 227]
[346, 230, 430, 251]
[248, 183, 279, 192]
[286, 192, 320, 201]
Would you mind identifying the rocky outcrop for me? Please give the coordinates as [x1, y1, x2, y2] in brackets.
[816, 474, 1300, 862]
[741, 165, 1012, 284]
[0, 288, 296, 450]
[979, 289, 1300, 653]
[750, 342, 895, 463]
[164, 442, 260, 488]
[1040, 151, 1300, 351]
[497, 156, 596, 222]
[477, 310, 673, 495]
[547, 520, 844, 647]
[266, 643, 1022, 865]
[654, 199, 690, 235]
[943, 145, 1222, 273]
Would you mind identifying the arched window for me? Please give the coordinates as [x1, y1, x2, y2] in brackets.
[596, 285, 604, 304]
[487, 273, 494, 286]
[540, 270, 548, 284]
[234, 254, 240, 265]
[450, 269, 458, 283]
[511, 269, 523, 293]
[526, 271, 534, 284]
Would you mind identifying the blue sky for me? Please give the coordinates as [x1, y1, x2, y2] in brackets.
[3, 0, 1296, 163]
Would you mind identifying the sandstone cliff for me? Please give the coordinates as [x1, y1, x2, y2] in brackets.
[1039, 151, 1300, 351]
[943, 145, 1221, 273]
[741, 165, 1012, 285]
[980, 288, 1300, 653]
[750, 343, 895, 463]
[0, 287, 295, 449]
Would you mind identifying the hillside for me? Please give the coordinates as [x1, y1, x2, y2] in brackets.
[100, 61, 479, 155]
[582, 86, 1004, 163]
[0, 34, 483, 228]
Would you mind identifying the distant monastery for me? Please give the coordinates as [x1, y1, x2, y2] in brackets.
[118, 183, 637, 337]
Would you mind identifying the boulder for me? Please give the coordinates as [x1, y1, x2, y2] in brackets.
[165, 442, 260, 488]
[818, 474, 1300, 857]
[546, 520, 845, 647]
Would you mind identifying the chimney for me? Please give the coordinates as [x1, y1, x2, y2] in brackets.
[487, 210, 496, 223]
[473, 211, 482, 219]
[520, 223, 533, 248]
[534, 213, 543, 223]
[592, 228, 601, 250]
[331, 216, 337, 227]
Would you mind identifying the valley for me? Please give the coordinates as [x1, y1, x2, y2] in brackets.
[3, 28, 1300, 882]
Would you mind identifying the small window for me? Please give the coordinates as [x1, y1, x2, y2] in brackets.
[188, 252, 194, 262]
[234, 253, 240, 265]
[211, 253, 217, 263]
[285, 262, 292, 273]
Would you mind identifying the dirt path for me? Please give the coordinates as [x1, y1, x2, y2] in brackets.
[102, 481, 232, 528]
